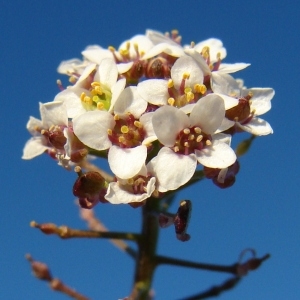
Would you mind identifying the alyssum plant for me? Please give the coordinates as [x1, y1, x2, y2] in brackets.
[23, 29, 273, 299]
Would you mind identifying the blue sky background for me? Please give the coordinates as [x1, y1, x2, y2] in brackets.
[1, 1, 299, 299]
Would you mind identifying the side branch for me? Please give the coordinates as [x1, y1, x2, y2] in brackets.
[30, 221, 140, 241]
[26, 254, 89, 300]
[155, 255, 237, 274]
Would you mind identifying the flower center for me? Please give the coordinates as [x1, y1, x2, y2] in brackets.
[80, 81, 112, 111]
[225, 94, 253, 123]
[41, 125, 67, 150]
[173, 126, 212, 155]
[167, 75, 207, 108]
[107, 114, 146, 148]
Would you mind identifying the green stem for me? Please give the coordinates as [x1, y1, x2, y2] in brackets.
[130, 198, 160, 299]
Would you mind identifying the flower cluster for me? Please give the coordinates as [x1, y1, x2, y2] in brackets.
[23, 29, 274, 206]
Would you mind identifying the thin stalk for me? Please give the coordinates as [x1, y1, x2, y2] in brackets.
[130, 198, 160, 300]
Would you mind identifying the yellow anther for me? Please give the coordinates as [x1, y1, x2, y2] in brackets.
[186, 91, 195, 102]
[190, 41, 195, 48]
[217, 52, 221, 59]
[168, 97, 175, 106]
[234, 117, 239, 122]
[126, 41, 130, 50]
[127, 178, 134, 185]
[194, 127, 201, 134]
[184, 142, 190, 147]
[119, 136, 126, 143]
[108, 46, 116, 52]
[140, 50, 145, 57]
[184, 87, 192, 93]
[194, 84, 207, 94]
[167, 79, 174, 88]
[248, 91, 253, 97]
[183, 72, 190, 80]
[196, 135, 203, 142]
[171, 29, 179, 35]
[202, 46, 210, 58]
[206, 140, 212, 146]
[121, 125, 129, 134]
[82, 95, 92, 104]
[41, 129, 46, 135]
[114, 115, 120, 121]
[97, 102, 104, 110]
[133, 43, 139, 53]
[134, 121, 142, 128]
[69, 76, 77, 84]
[183, 128, 190, 135]
[152, 189, 160, 198]
[251, 108, 256, 115]
[174, 146, 180, 152]
[91, 81, 101, 87]
[107, 129, 113, 136]
[188, 134, 195, 141]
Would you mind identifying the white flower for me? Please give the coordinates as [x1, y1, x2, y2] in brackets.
[56, 59, 126, 119]
[211, 73, 274, 135]
[150, 94, 236, 191]
[137, 54, 205, 109]
[73, 87, 154, 179]
[22, 101, 68, 160]
[105, 164, 156, 204]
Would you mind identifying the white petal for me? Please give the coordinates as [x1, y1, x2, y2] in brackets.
[211, 73, 241, 97]
[152, 106, 189, 146]
[39, 101, 68, 128]
[22, 137, 49, 159]
[137, 79, 169, 105]
[190, 94, 225, 134]
[109, 78, 127, 112]
[73, 111, 114, 150]
[108, 145, 147, 179]
[149, 147, 197, 191]
[82, 46, 113, 64]
[184, 47, 211, 76]
[146, 29, 179, 46]
[216, 118, 235, 133]
[193, 38, 227, 62]
[241, 88, 274, 115]
[213, 93, 239, 110]
[117, 62, 134, 74]
[114, 86, 147, 118]
[238, 118, 273, 135]
[140, 112, 157, 143]
[26, 116, 42, 135]
[171, 56, 204, 89]
[218, 63, 250, 73]
[54, 89, 86, 118]
[195, 141, 236, 168]
[96, 58, 118, 88]
[57, 58, 84, 74]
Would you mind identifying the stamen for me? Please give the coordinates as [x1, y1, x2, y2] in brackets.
[190, 41, 195, 48]
[168, 97, 175, 106]
[127, 178, 134, 185]
[184, 142, 189, 147]
[188, 134, 195, 141]
[196, 135, 203, 142]
[69, 76, 77, 84]
[114, 115, 120, 121]
[107, 129, 113, 136]
[194, 84, 207, 94]
[183, 128, 190, 135]
[97, 102, 104, 110]
[134, 121, 142, 128]
[118, 136, 126, 143]
[194, 127, 201, 134]
[174, 146, 180, 152]
[121, 125, 129, 134]
[167, 79, 174, 88]
[182, 72, 190, 80]
[205, 140, 212, 146]
[74, 166, 83, 177]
